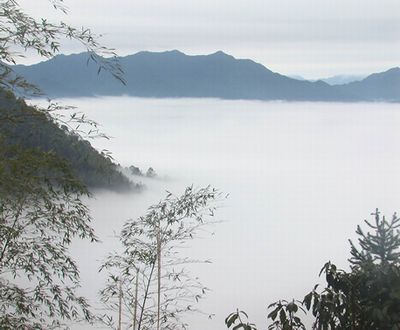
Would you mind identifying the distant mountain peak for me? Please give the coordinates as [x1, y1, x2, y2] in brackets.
[164, 49, 185, 56]
[211, 50, 228, 56]
[314, 79, 330, 86]
[209, 51, 234, 59]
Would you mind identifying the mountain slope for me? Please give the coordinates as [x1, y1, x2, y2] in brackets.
[0, 88, 137, 191]
[13, 51, 399, 102]
[334, 67, 400, 101]
[116, 50, 349, 101]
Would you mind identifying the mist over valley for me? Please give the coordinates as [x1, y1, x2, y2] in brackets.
[62, 97, 400, 329]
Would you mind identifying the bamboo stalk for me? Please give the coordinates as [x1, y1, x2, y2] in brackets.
[157, 221, 161, 330]
[133, 268, 139, 330]
[118, 278, 122, 330]
[137, 262, 156, 330]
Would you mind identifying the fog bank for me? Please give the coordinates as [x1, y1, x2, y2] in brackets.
[64, 97, 400, 329]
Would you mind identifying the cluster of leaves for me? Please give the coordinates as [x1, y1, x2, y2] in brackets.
[99, 186, 222, 330]
[226, 209, 400, 330]
[267, 300, 306, 330]
[0, 140, 98, 329]
[225, 310, 257, 330]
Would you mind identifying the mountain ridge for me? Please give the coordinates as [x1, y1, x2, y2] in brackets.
[13, 51, 399, 102]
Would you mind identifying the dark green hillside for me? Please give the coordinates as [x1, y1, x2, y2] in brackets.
[0, 89, 137, 191]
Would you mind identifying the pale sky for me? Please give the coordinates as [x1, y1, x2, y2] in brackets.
[19, 0, 400, 79]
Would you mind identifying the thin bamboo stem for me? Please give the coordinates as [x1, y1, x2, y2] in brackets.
[133, 268, 139, 330]
[118, 278, 122, 330]
[157, 222, 161, 330]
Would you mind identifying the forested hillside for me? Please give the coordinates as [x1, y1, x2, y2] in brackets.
[0, 88, 136, 191]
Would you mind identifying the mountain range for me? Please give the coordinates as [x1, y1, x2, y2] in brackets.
[290, 74, 366, 85]
[13, 51, 400, 102]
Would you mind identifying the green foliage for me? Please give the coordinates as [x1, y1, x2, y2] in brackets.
[0, 0, 132, 193]
[0, 141, 98, 329]
[267, 300, 306, 330]
[0, 88, 136, 191]
[99, 186, 221, 330]
[0, 1, 128, 328]
[225, 310, 257, 330]
[227, 209, 400, 330]
[304, 209, 400, 329]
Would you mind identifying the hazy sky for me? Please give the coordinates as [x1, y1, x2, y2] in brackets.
[19, 0, 399, 78]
